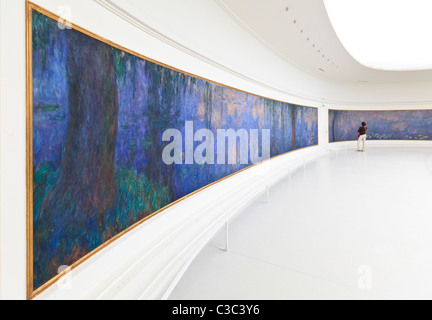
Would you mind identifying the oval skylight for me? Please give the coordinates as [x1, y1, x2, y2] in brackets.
[323, 0, 432, 71]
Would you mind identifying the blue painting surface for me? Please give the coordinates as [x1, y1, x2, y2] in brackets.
[32, 10, 318, 289]
[329, 110, 432, 142]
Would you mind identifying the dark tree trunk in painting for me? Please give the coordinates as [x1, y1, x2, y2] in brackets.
[145, 64, 182, 200]
[331, 111, 337, 142]
[41, 32, 119, 230]
[291, 106, 297, 150]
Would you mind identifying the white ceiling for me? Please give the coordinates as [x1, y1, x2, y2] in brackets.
[218, 0, 432, 84]
[324, 0, 432, 71]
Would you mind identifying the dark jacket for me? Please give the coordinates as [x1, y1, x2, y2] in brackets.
[358, 126, 367, 136]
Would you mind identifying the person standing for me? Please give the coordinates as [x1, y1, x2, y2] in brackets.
[357, 122, 367, 151]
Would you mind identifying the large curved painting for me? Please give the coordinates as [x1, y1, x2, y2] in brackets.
[329, 109, 432, 142]
[28, 4, 318, 296]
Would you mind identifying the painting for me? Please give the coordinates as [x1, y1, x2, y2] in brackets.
[329, 109, 432, 142]
[28, 4, 318, 296]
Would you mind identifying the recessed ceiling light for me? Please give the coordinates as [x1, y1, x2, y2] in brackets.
[324, 0, 432, 71]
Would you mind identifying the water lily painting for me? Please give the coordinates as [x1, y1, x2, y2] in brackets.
[329, 110, 432, 142]
[29, 6, 318, 293]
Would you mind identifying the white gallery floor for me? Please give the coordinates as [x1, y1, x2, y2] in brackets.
[168, 147, 432, 300]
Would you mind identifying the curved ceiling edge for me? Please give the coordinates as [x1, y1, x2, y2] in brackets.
[213, 0, 336, 85]
[93, 0, 323, 105]
[93, 0, 432, 108]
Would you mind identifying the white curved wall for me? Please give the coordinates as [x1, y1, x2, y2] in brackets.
[1, 0, 431, 299]
[0, 0, 27, 300]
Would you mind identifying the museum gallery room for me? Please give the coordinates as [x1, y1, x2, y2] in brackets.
[1, 0, 432, 302]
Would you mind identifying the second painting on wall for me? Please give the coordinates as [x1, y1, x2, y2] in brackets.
[329, 109, 432, 142]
